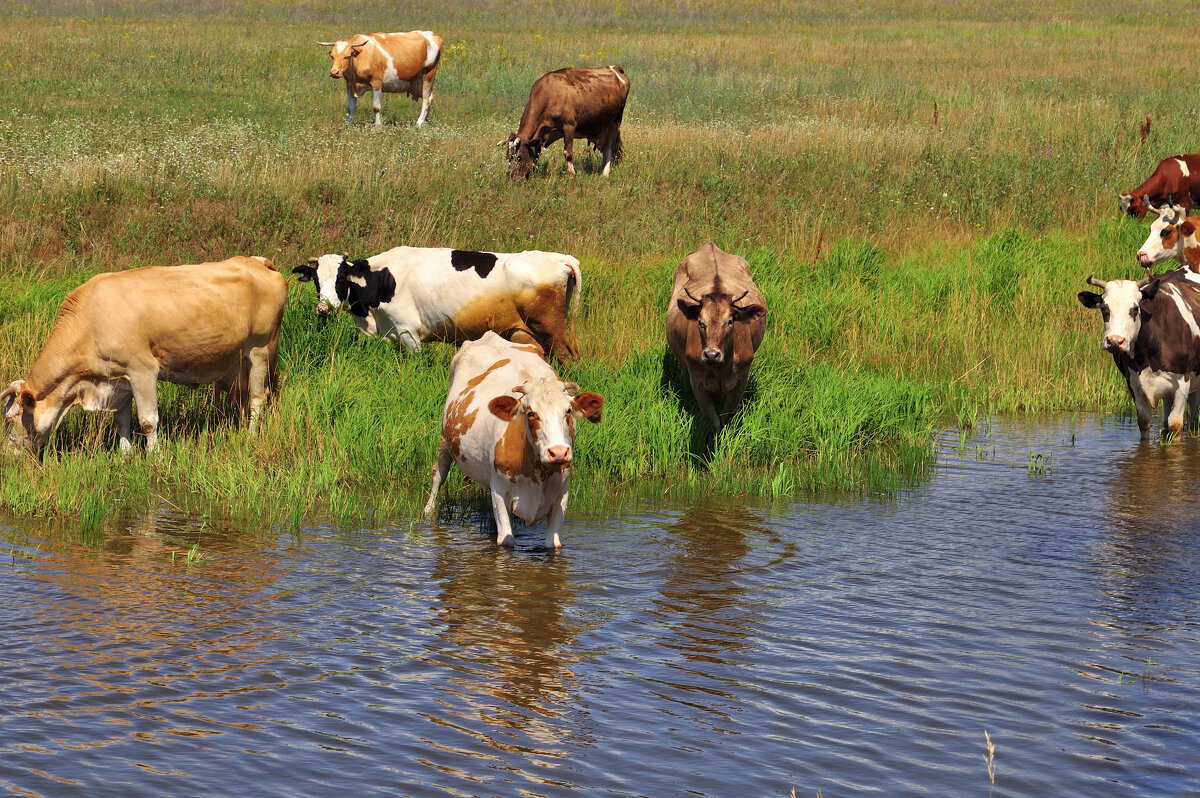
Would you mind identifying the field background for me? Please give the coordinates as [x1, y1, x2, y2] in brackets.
[0, 0, 1190, 526]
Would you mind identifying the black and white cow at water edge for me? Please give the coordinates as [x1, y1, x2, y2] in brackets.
[292, 247, 581, 360]
[1077, 269, 1200, 438]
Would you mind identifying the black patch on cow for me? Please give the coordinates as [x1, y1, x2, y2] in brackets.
[336, 258, 397, 317]
[450, 250, 498, 278]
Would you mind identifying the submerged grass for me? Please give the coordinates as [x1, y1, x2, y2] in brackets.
[0, 0, 1181, 529]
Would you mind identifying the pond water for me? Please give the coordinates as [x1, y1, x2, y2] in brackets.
[3, 415, 1200, 797]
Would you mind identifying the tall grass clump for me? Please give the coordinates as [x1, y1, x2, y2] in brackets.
[0, 0, 1189, 528]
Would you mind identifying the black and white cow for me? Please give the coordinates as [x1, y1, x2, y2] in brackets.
[1077, 269, 1200, 438]
[292, 247, 581, 360]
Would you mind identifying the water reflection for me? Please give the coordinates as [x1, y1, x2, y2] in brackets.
[425, 526, 586, 755]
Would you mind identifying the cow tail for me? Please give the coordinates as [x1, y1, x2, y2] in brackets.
[565, 259, 581, 344]
[612, 128, 623, 166]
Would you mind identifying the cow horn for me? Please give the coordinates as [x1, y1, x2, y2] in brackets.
[1086, 274, 1107, 289]
[1138, 275, 1154, 289]
[307, 256, 319, 265]
[317, 41, 335, 46]
[563, 381, 581, 396]
[683, 286, 702, 304]
[511, 384, 527, 395]
[731, 289, 750, 306]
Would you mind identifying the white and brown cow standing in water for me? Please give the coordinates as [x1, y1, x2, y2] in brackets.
[1077, 269, 1200, 438]
[502, 65, 630, 179]
[318, 30, 442, 126]
[424, 332, 604, 549]
[1136, 204, 1200, 278]
[1119, 154, 1200, 218]
[292, 247, 581, 360]
[2, 257, 287, 454]
[666, 242, 768, 433]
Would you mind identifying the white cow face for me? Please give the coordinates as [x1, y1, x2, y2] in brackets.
[293, 254, 350, 314]
[1077, 278, 1152, 355]
[487, 377, 603, 467]
[1137, 204, 1193, 268]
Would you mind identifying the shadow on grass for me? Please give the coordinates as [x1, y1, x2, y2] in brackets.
[658, 347, 757, 467]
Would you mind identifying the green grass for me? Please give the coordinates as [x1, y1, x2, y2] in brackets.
[0, 0, 1185, 529]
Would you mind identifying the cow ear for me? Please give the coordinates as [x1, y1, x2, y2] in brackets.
[291, 265, 316, 282]
[733, 303, 766, 323]
[1140, 280, 1161, 302]
[488, 395, 520, 420]
[571, 392, 604, 423]
[1077, 291, 1102, 309]
[19, 389, 35, 411]
[676, 298, 701, 320]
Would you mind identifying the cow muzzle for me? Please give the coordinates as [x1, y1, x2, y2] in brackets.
[330, 69, 341, 78]
[702, 348, 725, 365]
[545, 445, 572, 465]
[316, 300, 335, 318]
[1103, 335, 1128, 353]
[1137, 251, 1152, 267]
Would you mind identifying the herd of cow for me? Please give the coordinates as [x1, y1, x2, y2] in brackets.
[0, 235, 766, 548]
[4, 26, 1199, 547]
[1081, 155, 1200, 439]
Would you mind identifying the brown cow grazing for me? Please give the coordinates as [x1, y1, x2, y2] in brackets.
[502, 65, 630, 180]
[666, 243, 767, 433]
[318, 30, 442, 126]
[1119, 154, 1200, 218]
[2, 257, 287, 455]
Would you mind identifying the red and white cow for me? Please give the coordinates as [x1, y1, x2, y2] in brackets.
[1077, 270, 1200, 438]
[423, 332, 604, 549]
[1119, 154, 1200, 218]
[502, 65, 630, 179]
[292, 247, 581, 360]
[1136, 204, 1200, 277]
[318, 30, 442, 126]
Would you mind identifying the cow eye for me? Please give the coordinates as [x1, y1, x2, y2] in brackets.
[1130, 306, 1139, 319]
[1163, 229, 1172, 238]
[1101, 307, 1110, 320]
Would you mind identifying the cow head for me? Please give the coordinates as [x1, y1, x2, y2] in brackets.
[1120, 193, 1153, 219]
[2, 379, 50, 455]
[1138, 204, 1196, 268]
[676, 286, 767, 367]
[1077, 274, 1158, 355]
[500, 133, 540, 180]
[320, 36, 368, 79]
[293, 253, 348, 316]
[487, 377, 603, 468]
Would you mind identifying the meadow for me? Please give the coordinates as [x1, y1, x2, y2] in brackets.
[0, 0, 1191, 527]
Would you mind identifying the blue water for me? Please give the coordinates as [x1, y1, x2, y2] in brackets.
[2, 415, 1199, 796]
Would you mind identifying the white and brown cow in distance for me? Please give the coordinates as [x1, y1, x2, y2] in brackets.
[423, 332, 604, 549]
[292, 247, 581, 360]
[502, 65, 630, 179]
[1119, 154, 1200, 218]
[1077, 269, 1200, 438]
[666, 242, 767, 433]
[318, 30, 442, 126]
[1136, 204, 1200, 279]
[2, 256, 287, 455]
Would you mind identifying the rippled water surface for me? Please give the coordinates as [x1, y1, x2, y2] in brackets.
[4, 415, 1200, 796]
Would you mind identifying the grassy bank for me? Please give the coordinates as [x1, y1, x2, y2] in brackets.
[0, 1, 1183, 527]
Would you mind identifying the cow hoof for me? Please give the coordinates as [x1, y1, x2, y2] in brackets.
[496, 533, 515, 548]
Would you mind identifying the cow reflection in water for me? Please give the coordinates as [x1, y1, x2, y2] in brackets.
[1104, 441, 1200, 567]
[652, 504, 779, 663]
[426, 529, 589, 748]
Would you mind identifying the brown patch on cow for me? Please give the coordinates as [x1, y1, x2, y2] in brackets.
[434, 288, 572, 359]
[493, 413, 537, 480]
[571, 392, 604, 423]
[519, 285, 578, 360]
[443, 393, 479, 461]
[462, 359, 511, 392]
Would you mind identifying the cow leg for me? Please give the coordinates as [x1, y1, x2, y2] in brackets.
[372, 88, 383, 126]
[1166, 379, 1190, 438]
[115, 395, 134, 453]
[688, 373, 723, 433]
[422, 443, 452, 518]
[246, 345, 272, 433]
[562, 123, 577, 177]
[601, 136, 615, 177]
[1188, 389, 1200, 433]
[545, 487, 567, 550]
[129, 375, 160, 452]
[490, 490, 516, 548]
[1133, 390, 1153, 440]
[345, 84, 358, 126]
[416, 72, 434, 126]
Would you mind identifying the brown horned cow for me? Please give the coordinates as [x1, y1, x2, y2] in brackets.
[666, 243, 768, 432]
[502, 65, 630, 180]
[318, 30, 442, 126]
